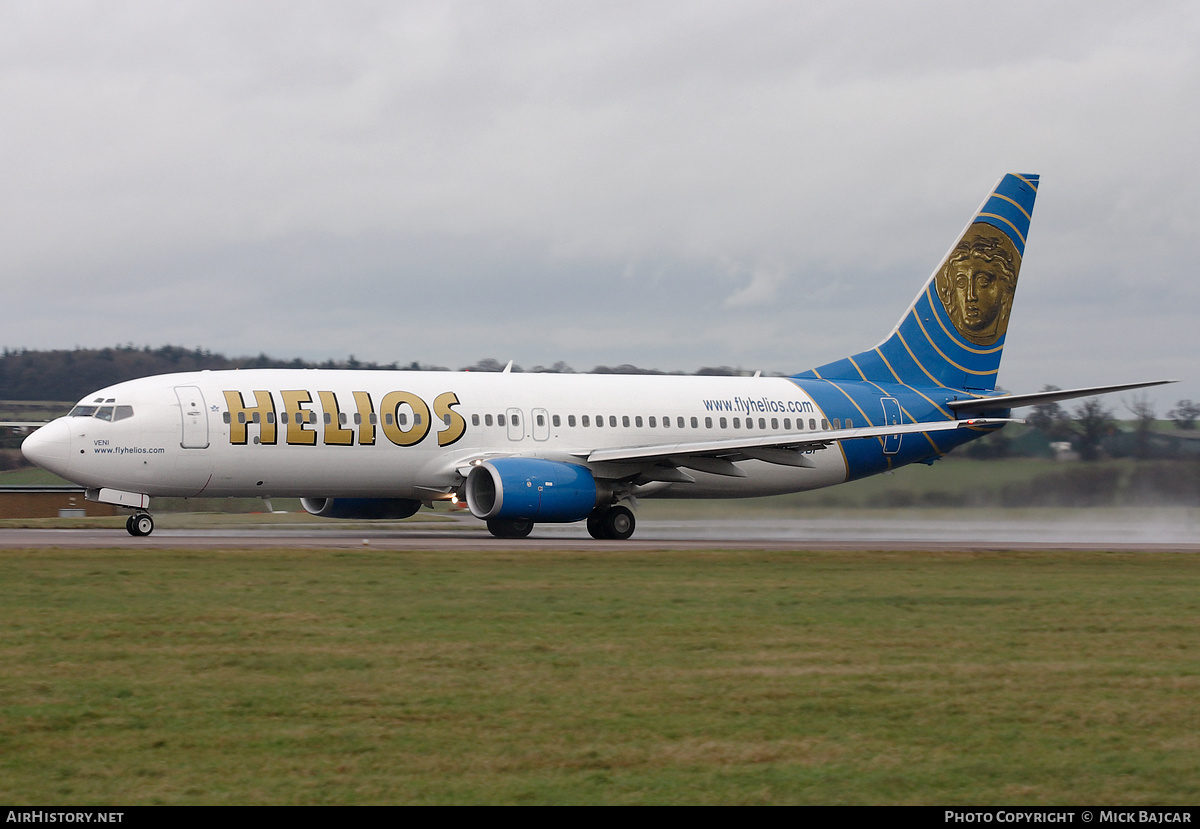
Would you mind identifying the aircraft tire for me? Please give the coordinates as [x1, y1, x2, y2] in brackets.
[586, 512, 606, 540]
[601, 506, 635, 540]
[487, 518, 533, 539]
[130, 513, 154, 537]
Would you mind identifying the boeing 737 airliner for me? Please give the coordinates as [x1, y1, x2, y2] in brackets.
[21, 174, 1171, 539]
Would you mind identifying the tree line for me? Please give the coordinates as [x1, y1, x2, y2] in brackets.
[0, 345, 757, 403]
[967, 386, 1200, 461]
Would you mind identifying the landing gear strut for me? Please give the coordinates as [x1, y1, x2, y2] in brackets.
[486, 518, 534, 539]
[126, 512, 154, 537]
[587, 505, 635, 540]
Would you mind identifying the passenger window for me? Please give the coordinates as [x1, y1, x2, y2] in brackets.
[648, 416, 656, 428]
[339, 413, 347, 426]
[537, 414, 545, 427]
[783, 418, 790, 430]
[498, 414, 506, 427]
[609, 416, 617, 427]
[846, 418, 853, 428]
[238, 412, 247, 424]
[267, 412, 275, 424]
[385, 413, 394, 425]
[253, 412, 261, 424]
[771, 418, 778, 430]
[568, 415, 576, 427]
[511, 415, 518, 426]
[622, 416, 630, 427]
[552, 415, 560, 427]
[323, 413, 331, 425]
[355, 413, 363, 425]
[443, 413, 452, 426]
[223, 412, 231, 424]
[485, 414, 493, 426]
[471, 414, 480, 426]
[690, 417, 698, 428]
[398, 413, 408, 426]
[676, 417, 685, 428]
[733, 417, 740, 428]
[746, 418, 753, 429]
[759, 418, 766, 429]
[720, 417, 727, 429]
[705, 417, 712, 428]
[833, 419, 841, 429]
[596, 416, 603, 428]
[280, 412, 289, 424]
[810, 418, 817, 430]
[635, 416, 643, 427]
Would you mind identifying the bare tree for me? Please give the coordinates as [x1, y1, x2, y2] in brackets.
[1029, 385, 1072, 441]
[1073, 397, 1114, 461]
[1125, 393, 1156, 460]
[1167, 399, 1200, 430]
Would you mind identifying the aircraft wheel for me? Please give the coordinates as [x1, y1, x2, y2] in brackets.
[601, 506, 635, 540]
[129, 513, 154, 537]
[487, 518, 533, 539]
[586, 511, 606, 540]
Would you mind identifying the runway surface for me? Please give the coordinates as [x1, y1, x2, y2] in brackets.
[2, 514, 1198, 551]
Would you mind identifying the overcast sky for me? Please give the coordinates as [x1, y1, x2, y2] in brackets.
[3, 1, 1197, 410]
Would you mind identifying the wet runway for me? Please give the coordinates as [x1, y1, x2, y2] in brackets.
[3, 515, 1198, 552]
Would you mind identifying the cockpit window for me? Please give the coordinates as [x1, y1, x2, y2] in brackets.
[68, 404, 135, 421]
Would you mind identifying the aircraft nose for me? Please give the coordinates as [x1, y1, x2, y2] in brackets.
[22, 419, 72, 473]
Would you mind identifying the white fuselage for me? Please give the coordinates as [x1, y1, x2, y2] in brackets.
[25, 369, 850, 502]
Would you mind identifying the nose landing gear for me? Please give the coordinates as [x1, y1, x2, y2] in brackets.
[126, 512, 155, 537]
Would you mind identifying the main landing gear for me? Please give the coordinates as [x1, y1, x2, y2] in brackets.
[483, 506, 637, 540]
[486, 518, 534, 539]
[587, 505, 636, 540]
[126, 512, 154, 537]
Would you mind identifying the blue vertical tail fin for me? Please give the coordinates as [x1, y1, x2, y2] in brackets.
[794, 173, 1039, 392]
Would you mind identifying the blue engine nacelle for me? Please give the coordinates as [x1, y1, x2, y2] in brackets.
[300, 497, 422, 520]
[464, 458, 601, 523]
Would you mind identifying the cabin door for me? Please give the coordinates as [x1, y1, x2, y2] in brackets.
[880, 397, 902, 455]
[175, 386, 210, 449]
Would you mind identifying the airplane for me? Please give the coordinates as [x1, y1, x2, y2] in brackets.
[20, 173, 1172, 539]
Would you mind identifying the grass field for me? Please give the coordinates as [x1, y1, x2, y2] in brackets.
[2, 545, 1198, 805]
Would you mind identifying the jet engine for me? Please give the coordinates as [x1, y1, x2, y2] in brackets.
[300, 497, 422, 520]
[464, 458, 603, 523]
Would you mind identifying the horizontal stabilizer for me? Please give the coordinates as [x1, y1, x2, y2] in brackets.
[947, 380, 1177, 414]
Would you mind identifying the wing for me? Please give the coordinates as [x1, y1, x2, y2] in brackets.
[574, 417, 1018, 481]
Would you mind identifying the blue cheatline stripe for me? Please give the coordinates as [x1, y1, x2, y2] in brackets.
[793, 174, 1038, 393]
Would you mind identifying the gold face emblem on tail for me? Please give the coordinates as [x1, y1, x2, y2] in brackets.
[934, 222, 1021, 346]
